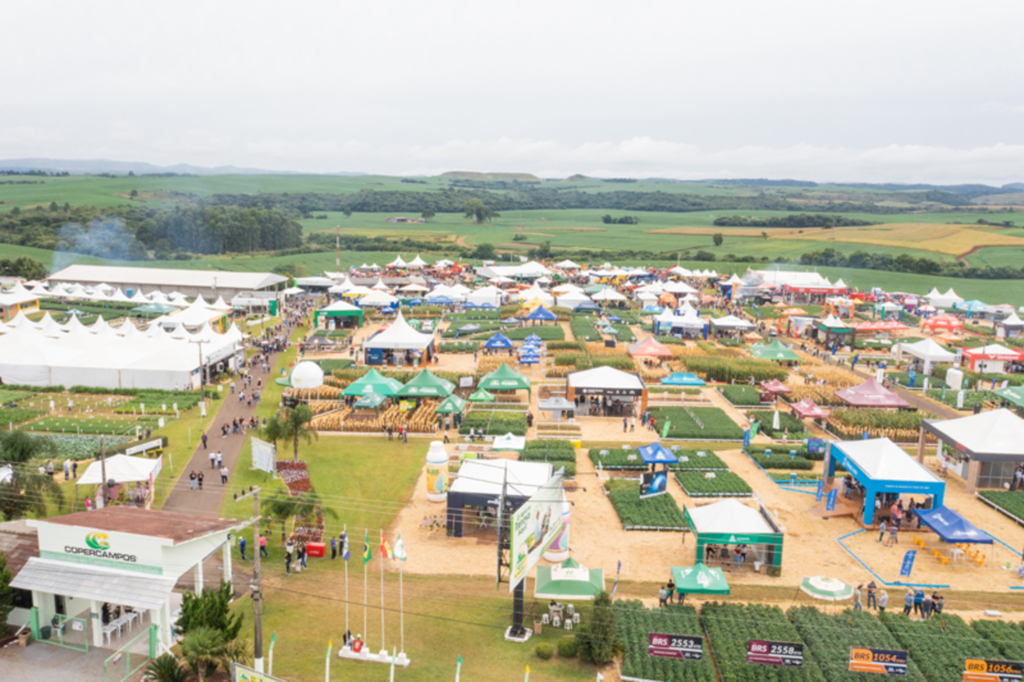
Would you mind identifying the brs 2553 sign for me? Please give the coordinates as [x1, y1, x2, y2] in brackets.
[648, 633, 702, 660]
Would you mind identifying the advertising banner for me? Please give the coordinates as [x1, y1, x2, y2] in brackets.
[640, 471, 669, 499]
[509, 474, 566, 591]
[963, 659, 1023, 682]
[251, 438, 276, 474]
[900, 550, 916, 577]
[649, 633, 702, 660]
[849, 647, 908, 676]
[747, 640, 804, 667]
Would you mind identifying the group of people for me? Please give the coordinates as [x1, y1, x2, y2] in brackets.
[854, 584, 944, 618]
[657, 577, 683, 606]
[574, 394, 635, 418]
[283, 536, 311, 574]
[237, 533, 269, 561]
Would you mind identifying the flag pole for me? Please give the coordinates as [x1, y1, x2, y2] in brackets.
[399, 559, 405, 655]
[380, 528, 386, 653]
[455, 655, 462, 682]
[325, 639, 332, 682]
[344, 526, 349, 636]
[364, 545, 368, 643]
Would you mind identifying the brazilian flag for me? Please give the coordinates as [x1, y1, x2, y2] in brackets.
[362, 530, 371, 565]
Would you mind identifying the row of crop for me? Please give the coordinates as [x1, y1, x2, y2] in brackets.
[438, 341, 481, 353]
[614, 600, 715, 682]
[457, 410, 527, 436]
[718, 385, 767, 406]
[605, 479, 687, 530]
[922, 388, 994, 408]
[747, 410, 810, 440]
[674, 470, 752, 497]
[977, 490, 1024, 525]
[827, 408, 931, 443]
[882, 612, 1001, 682]
[682, 357, 787, 384]
[650, 406, 745, 440]
[519, 440, 576, 477]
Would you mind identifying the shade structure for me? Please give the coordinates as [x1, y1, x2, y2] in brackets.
[492, 433, 526, 452]
[923, 314, 964, 332]
[922, 409, 1024, 463]
[962, 344, 1023, 371]
[435, 393, 467, 415]
[892, 338, 956, 373]
[567, 366, 646, 394]
[826, 438, 945, 524]
[77, 454, 161, 486]
[800, 576, 853, 601]
[760, 379, 792, 394]
[671, 563, 730, 595]
[637, 442, 677, 465]
[710, 315, 755, 332]
[993, 386, 1024, 409]
[363, 312, 434, 351]
[478, 363, 531, 393]
[131, 302, 180, 315]
[468, 388, 496, 403]
[534, 558, 605, 600]
[750, 339, 800, 362]
[835, 378, 911, 409]
[789, 398, 830, 419]
[353, 391, 387, 409]
[913, 505, 993, 544]
[397, 369, 455, 398]
[628, 336, 674, 359]
[573, 301, 602, 313]
[525, 305, 557, 322]
[853, 320, 908, 331]
[660, 372, 706, 387]
[483, 332, 514, 350]
[342, 368, 404, 397]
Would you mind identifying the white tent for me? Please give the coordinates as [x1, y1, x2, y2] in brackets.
[686, 499, 774, 535]
[371, 278, 390, 291]
[923, 409, 1024, 462]
[833, 438, 942, 485]
[567, 366, 644, 392]
[388, 256, 408, 268]
[555, 260, 580, 270]
[77, 454, 161, 486]
[556, 292, 591, 309]
[710, 315, 755, 332]
[363, 312, 434, 350]
[356, 290, 399, 307]
[892, 338, 956, 374]
[210, 296, 231, 311]
[591, 288, 627, 303]
[408, 255, 427, 269]
[926, 288, 964, 309]
[466, 286, 504, 308]
[552, 283, 584, 295]
[399, 283, 429, 293]
[514, 284, 554, 307]
[662, 281, 697, 295]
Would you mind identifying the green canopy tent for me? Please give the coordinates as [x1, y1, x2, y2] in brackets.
[993, 385, 1024, 411]
[750, 339, 801, 363]
[469, 388, 496, 403]
[396, 369, 455, 398]
[534, 558, 605, 601]
[435, 394, 468, 415]
[478, 363, 531, 397]
[342, 368, 404, 398]
[353, 391, 388, 414]
[671, 563, 730, 595]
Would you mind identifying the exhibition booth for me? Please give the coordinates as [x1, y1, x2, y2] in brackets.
[684, 499, 784, 573]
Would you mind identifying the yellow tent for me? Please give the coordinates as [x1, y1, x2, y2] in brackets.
[521, 297, 547, 311]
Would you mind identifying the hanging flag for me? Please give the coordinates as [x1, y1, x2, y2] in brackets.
[393, 533, 407, 562]
[611, 560, 622, 596]
[342, 530, 350, 561]
[380, 530, 393, 560]
[363, 530, 372, 564]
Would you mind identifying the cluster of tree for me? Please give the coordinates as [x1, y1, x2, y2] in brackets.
[0, 169, 69, 176]
[714, 178, 818, 187]
[0, 203, 301, 259]
[796, 247, 1024, 279]
[306, 231, 468, 256]
[712, 213, 876, 228]
[601, 214, 640, 224]
[0, 256, 47, 280]
[600, 178, 637, 183]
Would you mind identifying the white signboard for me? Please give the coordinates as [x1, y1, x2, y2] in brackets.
[509, 474, 566, 591]
[125, 439, 163, 456]
[459, 376, 475, 388]
[251, 438, 276, 474]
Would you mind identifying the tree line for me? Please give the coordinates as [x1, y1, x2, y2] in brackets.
[0, 203, 302, 259]
[797, 247, 1024, 279]
[712, 213, 876, 228]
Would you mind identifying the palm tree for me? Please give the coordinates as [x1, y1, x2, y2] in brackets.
[0, 431, 64, 520]
[278, 405, 317, 462]
[261, 413, 285, 449]
[181, 626, 227, 682]
[263, 490, 336, 544]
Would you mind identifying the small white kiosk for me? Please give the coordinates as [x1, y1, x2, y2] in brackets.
[10, 507, 241, 651]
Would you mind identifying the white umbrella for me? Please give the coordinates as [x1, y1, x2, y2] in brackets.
[800, 576, 853, 601]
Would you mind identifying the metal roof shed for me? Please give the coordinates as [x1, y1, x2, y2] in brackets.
[920, 408, 1024, 492]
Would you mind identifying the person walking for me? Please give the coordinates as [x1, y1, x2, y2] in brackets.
[285, 551, 292, 575]
[922, 593, 933, 619]
[403, 425, 408, 444]
[72, 461, 78, 479]
[216, 451, 223, 468]
[878, 520, 887, 543]
[189, 470, 197, 491]
[623, 417, 628, 433]
[201, 432, 208, 449]
[878, 589, 889, 613]
[658, 586, 668, 607]
[331, 535, 337, 560]
[299, 544, 308, 569]
[630, 416, 636, 432]
[239, 536, 247, 561]
[666, 577, 676, 603]
[260, 534, 269, 558]
[853, 584, 863, 611]
[210, 450, 217, 469]
[903, 589, 913, 615]
[197, 471, 204, 491]
[887, 522, 898, 546]
[913, 588, 924, 616]
[220, 465, 229, 484]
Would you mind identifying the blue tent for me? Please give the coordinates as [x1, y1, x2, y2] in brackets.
[661, 372, 707, 387]
[574, 302, 601, 313]
[484, 332, 514, 350]
[479, 302, 496, 309]
[462, 301, 478, 309]
[642, 305, 664, 313]
[913, 506, 993, 544]
[518, 353, 540, 365]
[607, 314, 623, 323]
[409, 297, 423, 307]
[524, 333, 542, 343]
[430, 296, 457, 305]
[637, 443, 678, 465]
[525, 305, 557, 322]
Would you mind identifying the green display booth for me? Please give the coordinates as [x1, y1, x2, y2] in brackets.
[684, 499, 784, 575]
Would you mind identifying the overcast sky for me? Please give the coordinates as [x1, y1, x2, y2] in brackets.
[3, 1, 1023, 184]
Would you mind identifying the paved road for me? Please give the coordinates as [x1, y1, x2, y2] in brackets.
[161, 356, 279, 517]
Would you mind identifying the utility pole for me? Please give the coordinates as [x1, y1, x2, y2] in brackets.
[189, 338, 206, 412]
[98, 435, 107, 509]
[235, 487, 264, 671]
[336, 227, 341, 272]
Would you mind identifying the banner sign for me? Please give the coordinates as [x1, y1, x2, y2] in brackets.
[826, 489, 838, 511]
[125, 439, 163, 456]
[231, 662, 287, 682]
[963, 659, 1024, 682]
[251, 438, 276, 474]
[743, 429, 751, 448]
[816, 479, 824, 503]
[747, 640, 804, 667]
[459, 376, 474, 388]
[849, 647, 908, 675]
[639, 471, 668, 499]
[900, 550, 916, 578]
[509, 474, 566, 591]
[648, 633, 702, 660]
[807, 438, 826, 455]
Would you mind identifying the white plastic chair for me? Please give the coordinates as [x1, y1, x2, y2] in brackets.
[565, 619, 573, 631]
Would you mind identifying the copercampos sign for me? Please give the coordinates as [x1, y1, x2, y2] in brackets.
[64, 532, 138, 564]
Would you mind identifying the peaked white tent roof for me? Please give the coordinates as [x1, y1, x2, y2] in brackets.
[356, 290, 399, 307]
[567, 366, 644, 391]
[466, 285, 504, 307]
[77, 454, 161, 486]
[388, 256, 408, 268]
[408, 255, 427, 268]
[923, 409, 1024, 462]
[210, 296, 231, 311]
[833, 438, 942, 483]
[363, 312, 434, 350]
[552, 283, 584, 295]
[514, 284, 554, 306]
[999, 312, 1024, 328]
[321, 300, 361, 313]
[371, 278, 390, 291]
[591, 288, 627, 302]
[663, 281, 697, 294]
[710, 314, 754, 330]
[687, 499, 775, 535]
[555, 259, 580, 269]
[892, 338, 956, 366]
